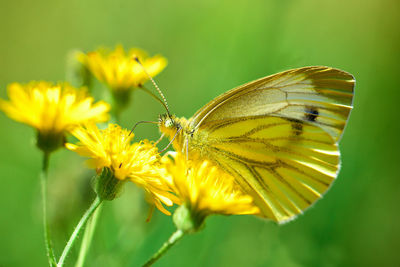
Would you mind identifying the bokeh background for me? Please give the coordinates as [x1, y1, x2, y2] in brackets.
[1, 0, 399, 266]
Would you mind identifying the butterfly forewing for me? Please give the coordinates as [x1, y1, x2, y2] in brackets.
[191, 66, 355, 142]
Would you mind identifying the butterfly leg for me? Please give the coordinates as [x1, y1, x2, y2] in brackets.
[185, 138, 189, 160]
[159, 127, 182, 154]
[154, 133, 165, 145]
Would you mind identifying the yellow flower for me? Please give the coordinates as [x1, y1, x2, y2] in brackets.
[66, 123, 179, 214]
[163, 152, 259, 229]
[78, 45, 167, 91]
[0, 81, 110, 152]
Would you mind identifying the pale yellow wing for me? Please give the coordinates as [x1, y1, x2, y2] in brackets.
[195, 116, 339, 222]
[191, 66, 355, 142]
[187, 66, 354, 222]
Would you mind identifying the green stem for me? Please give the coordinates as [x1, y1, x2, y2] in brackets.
[57, 197, 103, 267]
[142, 229, 185, 267]
[40, 152, 57, 266]
[75, 204, 103, 267]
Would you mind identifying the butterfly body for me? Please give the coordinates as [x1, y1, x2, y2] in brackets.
[159, 66, 355, 223]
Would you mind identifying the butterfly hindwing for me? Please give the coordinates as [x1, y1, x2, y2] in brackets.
[192, 115, 339, 222]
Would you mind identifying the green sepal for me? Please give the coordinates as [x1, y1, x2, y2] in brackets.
[172, 203, 206, 233]
[95, 167, 125, 201]
[111, 89, 132, 113]
[36, 131, 65, 153]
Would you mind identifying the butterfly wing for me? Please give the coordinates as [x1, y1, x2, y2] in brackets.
[189, 66, 355, 222]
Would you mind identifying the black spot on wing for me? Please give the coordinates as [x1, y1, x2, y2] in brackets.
[305, 106, 319, 122]
[292, 123, 303, 136]
[286, 118, 303, 136]
[292, 122, 303, 136]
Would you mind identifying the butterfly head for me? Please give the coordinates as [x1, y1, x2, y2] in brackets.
[159, 114, 181, 136]
[158, 114, 191, 153]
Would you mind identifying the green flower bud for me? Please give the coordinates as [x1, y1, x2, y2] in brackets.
[95, 167, 126, 201]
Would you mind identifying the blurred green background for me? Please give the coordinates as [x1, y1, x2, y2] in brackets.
[1, 0, 399, 266]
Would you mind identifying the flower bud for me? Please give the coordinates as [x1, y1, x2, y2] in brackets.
[95, 167, 126, 201]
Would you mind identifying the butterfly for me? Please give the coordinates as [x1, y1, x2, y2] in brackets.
[158, 66, 355, 223]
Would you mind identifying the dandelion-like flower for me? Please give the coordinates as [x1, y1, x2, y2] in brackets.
[66, 123, 179, 214]
[163, 153, 259, 231]
[0, 81, 110, 152]
[78, 45, 167, 91]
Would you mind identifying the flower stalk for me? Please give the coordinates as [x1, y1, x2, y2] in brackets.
[57, 197, 103, 267]
[75, 205, 103, 267]
[40, 152, 57, 266]
[142, 229, 185, 267]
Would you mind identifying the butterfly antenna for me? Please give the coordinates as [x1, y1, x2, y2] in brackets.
[138, 85, 170, 116]
[129, 120, 158, 136]
[134, 56, 171, 117]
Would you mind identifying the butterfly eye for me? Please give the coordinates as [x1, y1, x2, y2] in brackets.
[164, 118, 174, 128]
